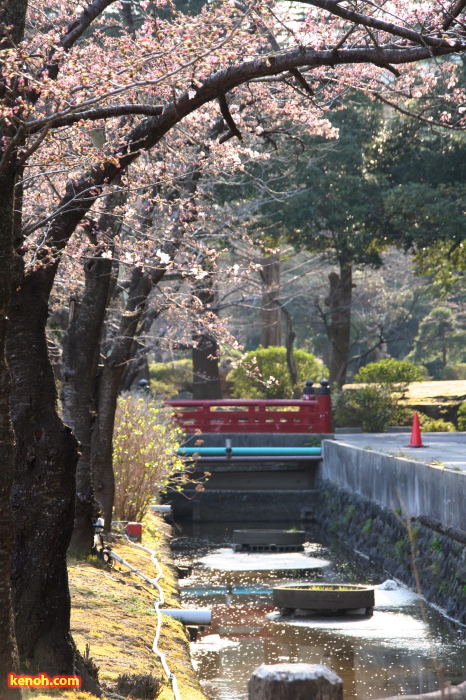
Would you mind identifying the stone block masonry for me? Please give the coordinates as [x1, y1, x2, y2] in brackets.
[315, 480, 466, 624]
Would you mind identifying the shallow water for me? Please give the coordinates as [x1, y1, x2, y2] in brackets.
[174, 522, 466, 700]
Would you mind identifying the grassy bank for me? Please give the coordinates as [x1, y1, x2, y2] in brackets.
[24, 514, 208, 700]
[343, 380, 466, 405]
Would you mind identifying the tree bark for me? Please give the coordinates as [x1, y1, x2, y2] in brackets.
[61, 256, 114, 554]
[62, 184, 125, 555]
[282, 306, 300, 398]
[192, 275, 222, 400]
[0, 4, 30, 694]
[260, 253, 281, 348]
[7, 267, 79, 675]
[192, 334, 222, 399]
[119, 313, 156, 392]
[91, 268, 154, 530]
[0, 163, 21, 700]
[325, 263, 354, 389]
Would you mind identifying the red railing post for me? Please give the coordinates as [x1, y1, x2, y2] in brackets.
[317, 379, 332, 433]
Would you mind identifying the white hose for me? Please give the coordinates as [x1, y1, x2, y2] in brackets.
[108, 542, 182, 700]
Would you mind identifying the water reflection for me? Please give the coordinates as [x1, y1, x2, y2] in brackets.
[175, 522, 466, 700]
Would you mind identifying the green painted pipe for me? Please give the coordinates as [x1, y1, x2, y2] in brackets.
[178, 447, 229, 456]
[178, 446, 321, 457]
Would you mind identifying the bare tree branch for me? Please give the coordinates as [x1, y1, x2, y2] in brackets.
[296, 0, 460, 50]
[26, 104, 164, 134]
[443, 0, 466, 30]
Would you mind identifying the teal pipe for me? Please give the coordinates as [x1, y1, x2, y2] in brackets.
[232, 447, 321, 456]
[178, 447, 228, 456]
[178, 446, 321, 457]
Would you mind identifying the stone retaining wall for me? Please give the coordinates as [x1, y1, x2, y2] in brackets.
[315, 480, 466, 624]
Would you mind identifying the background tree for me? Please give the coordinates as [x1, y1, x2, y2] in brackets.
[407, 307, 466, 377]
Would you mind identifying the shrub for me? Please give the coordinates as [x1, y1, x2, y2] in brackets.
[113, 394, 188, 522]
[442, 363, 466, 380]
[148, 359, 192, 398]
[348, 359, 425, 431]
[418, 412, 456, 432]
[333, 385, 396, 432]
[354, 359, 424, 385]
[117, 673, 163, 699]
[227, 346, 326, 399]
[457, 402, 466, 431]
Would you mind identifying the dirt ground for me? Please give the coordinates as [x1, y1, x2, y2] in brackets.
[24, 514, 208, 700]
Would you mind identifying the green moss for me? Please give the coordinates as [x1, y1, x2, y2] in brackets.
[343, 505, 356, 525]
[362, 518, 373, 535]
[395, 539, 406, 562]
[438, 581, 448, 595]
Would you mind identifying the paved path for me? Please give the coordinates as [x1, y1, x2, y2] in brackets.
[334, 432, 466, 471]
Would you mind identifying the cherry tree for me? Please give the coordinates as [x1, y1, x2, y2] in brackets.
[1, 0, 466, 694]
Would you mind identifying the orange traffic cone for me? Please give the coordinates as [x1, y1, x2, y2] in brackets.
[407, 412, 424, 448]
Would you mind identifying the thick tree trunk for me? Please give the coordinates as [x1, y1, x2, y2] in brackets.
[119, 310, 159, 391]
[282, 307, 300, 398]
[62, 185, 125, 554]
[0, 164, 21, 700]
[260, 253, 281, 348]
[0, 5, 31, 695]
[192, 335, 222, 399]
[62, 256, 114, 554]
[7, 268, 79, 675]
[92, 268, 153, 530]
[192, 276, 222, 400]
[325, 263, 354, 389]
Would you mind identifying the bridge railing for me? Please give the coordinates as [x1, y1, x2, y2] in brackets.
[166, 380, 331, 434]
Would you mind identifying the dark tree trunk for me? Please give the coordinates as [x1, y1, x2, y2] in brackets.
[61, 256, 114, 554]
[260, 253, 281, 348]
[282, 307, 300, 398]
[119, 310, 159, 392]
[192, 335, 222, 399]
[7, 268, 79, 675]
[62, 185, 125, 554]
[120, 346, 150, 391]
[0, 5, 31, 695]
[325, 263, 354, 389]
[0, 164, 21, 700]
[92, 268, 153, 530]
[192, 276, 222, 400]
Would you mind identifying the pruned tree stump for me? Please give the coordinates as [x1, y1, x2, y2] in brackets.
[248, 663, 343, 700]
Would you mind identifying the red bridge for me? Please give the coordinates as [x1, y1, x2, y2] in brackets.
[166, 380, 332, 434]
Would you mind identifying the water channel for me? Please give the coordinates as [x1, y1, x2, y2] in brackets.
[172, 521, 466, 700]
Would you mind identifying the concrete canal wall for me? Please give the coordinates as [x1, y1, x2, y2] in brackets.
[318, 441, 466, 625]
[321, 440, 466, 531]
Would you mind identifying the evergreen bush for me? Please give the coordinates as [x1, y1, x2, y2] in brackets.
[148, 359, 192, 397]
[354, 359, 424, 385]
[333, 385, 396, 432]
[418, 412, 456, 432]
[227, 346, 325, 399]
[457, 402, 466, 431]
